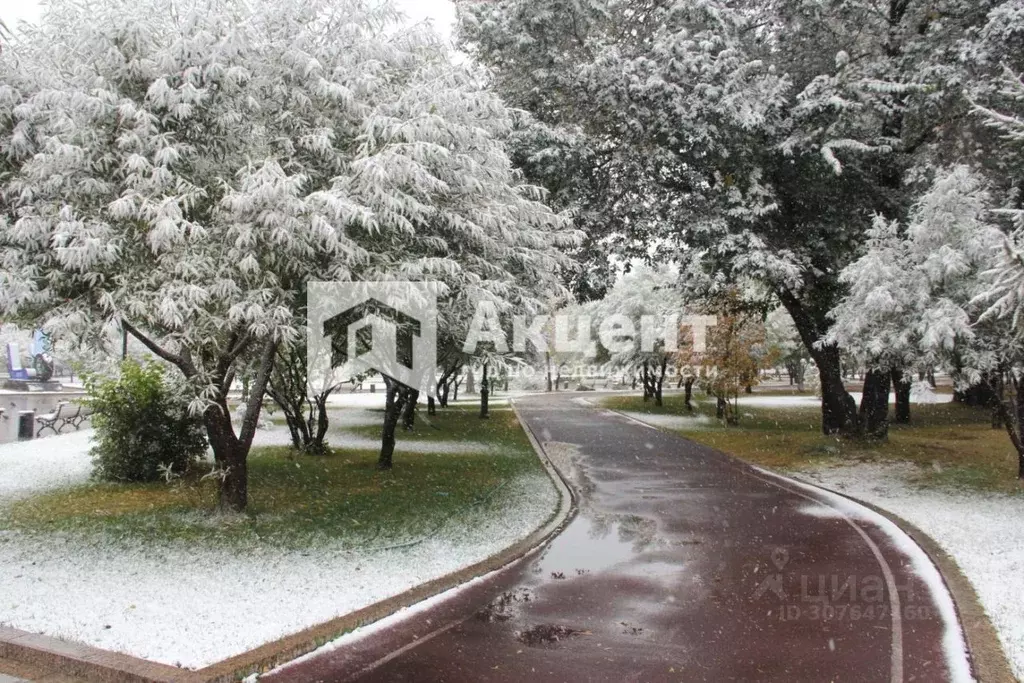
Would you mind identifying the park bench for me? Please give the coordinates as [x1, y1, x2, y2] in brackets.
[66, 404, 94, 429]
[35, 402, 71, 437]
[34, 402, 92, 437]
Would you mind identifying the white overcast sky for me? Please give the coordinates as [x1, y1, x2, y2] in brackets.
[0, 0, 457, 40]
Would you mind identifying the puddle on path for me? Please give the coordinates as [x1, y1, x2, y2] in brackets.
[536, 516, 646, 576]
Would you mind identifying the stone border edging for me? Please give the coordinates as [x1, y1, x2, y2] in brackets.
[0, 401, 575, 683]
[597, 399, 1017, 683]
[0, 627, 200, 683]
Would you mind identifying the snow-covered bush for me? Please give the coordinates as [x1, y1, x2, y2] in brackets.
[86, 361, 207, 483]
[910, 381, 940, 404]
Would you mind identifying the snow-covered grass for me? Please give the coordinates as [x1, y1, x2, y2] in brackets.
[252, 427, 512, 454]
[0, 408, 559, 668]
[0, 430, 94, 501]
[620, 411, 713, 430]
[602, 394, 1021, 491]
[794, 462, 1024, 679]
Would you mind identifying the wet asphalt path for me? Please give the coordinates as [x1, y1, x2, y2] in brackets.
[267, 394, 969, 683]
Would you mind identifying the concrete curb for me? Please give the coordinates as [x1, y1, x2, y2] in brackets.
[598, 401, 1017, 683]
[0, 628, 199, 683]
[0, 403, 574, 683]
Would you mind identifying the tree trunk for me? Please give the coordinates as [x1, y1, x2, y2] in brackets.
[402, 389, 419, 430]
[379, 378, 407, 470]
[716, 397, 726, 420]
[996, 375, 1024, 480]
[480, 363, 490, 419]
[778, 290, 858, 436]
[891, 369, 911, 424]
[266, 343, 335, 455]
[1017, 384, 1024, 480]
[466, 368, 475, 394]
[282, 406, 306, 451]
[654, 357, 666, 407]
[642, 364, 651, 402]
[684, 378, 694, 412]
[990, 372, 1006, 430]
[859, 369, 891, 439]
[814, 345, 860, 436]
[122, 321, 276, 512]
[209, 339, 276, 512]
[428, 395, 436, 416]
[204, 406, 248, 512]
[546, 352, 553, 392]
[307, 394, 330, 455]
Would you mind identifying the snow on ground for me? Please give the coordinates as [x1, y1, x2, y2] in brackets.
[324, 390, 544, 410]
[794, 462, 1024, 679]
[620, 411, 713, 431]
[324, 408, 381, 427]
[325, 392, 387, 409]
[251, 425, 515, 454]
[737, 392, 953, 408]
[0, 425, 558, 668]
[0, 430, 94, 500]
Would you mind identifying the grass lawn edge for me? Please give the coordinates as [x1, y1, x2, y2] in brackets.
[0, 403, 576, 683]
[597, 399, 1016, 683]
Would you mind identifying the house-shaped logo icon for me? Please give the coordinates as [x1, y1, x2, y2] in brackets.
[307, 282, 438, 397]
[323, 300, 422, 371]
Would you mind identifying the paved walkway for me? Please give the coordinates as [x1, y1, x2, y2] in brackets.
[268, 395, 972, 682]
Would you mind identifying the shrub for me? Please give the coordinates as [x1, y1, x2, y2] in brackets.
[86, 360, 208, 483]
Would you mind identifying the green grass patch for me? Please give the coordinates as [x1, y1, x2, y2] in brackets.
[6, 408, 546, 548]
[601, 393, 1022, 493]
[341, 405, 520, 443]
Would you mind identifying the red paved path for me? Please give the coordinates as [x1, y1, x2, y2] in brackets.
[266, 395, 972, 683]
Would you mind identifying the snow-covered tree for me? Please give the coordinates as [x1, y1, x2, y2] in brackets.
[828, 165, 1024, 470]
[458, 0, 1006, 437]
[586, 265, 689, 406]
[764, 308, 810, 390]
[0, 0, 575, 509]
[826, 216, 927, 434]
